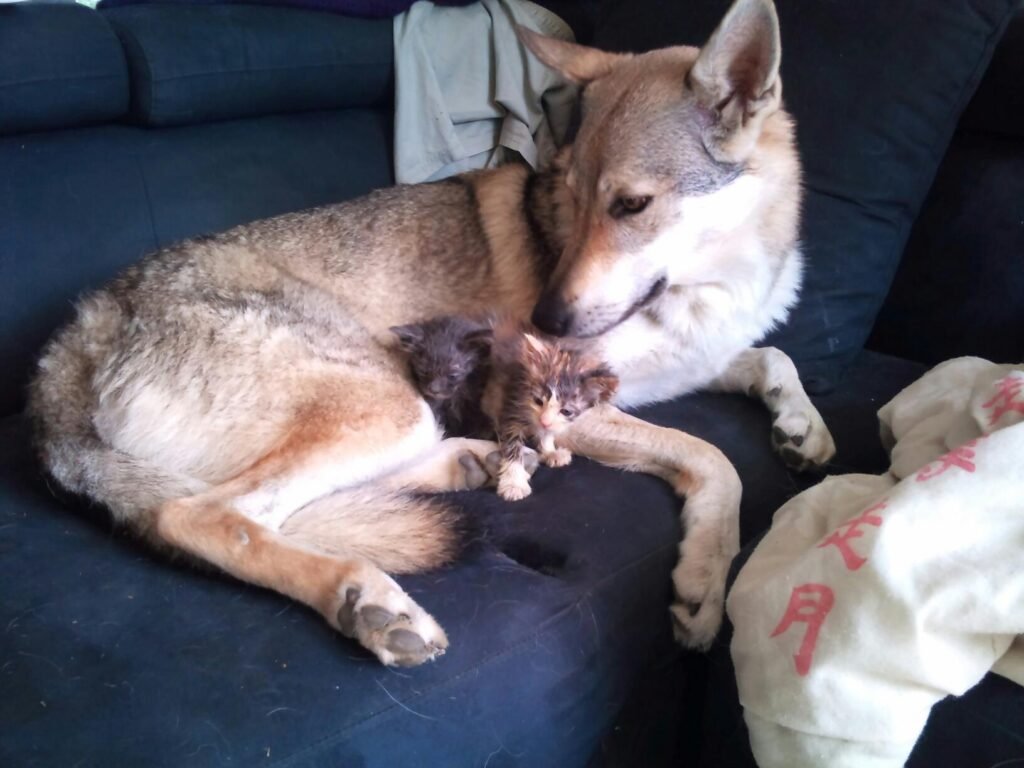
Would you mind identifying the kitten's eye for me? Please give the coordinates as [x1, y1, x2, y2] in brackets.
[533, 396, 545, 406]
[610, 195, 652, 218]
[560, 408, 573, 418]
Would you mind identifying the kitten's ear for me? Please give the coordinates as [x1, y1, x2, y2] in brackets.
[584, 366, 619, 403]
[389, 324, 423, 351]
[522, 333, 549, 357]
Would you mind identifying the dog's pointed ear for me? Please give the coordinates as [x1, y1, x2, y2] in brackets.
[390, 324, 423, 351]
[517, 25, 625, 84]
[689, 0, 782, 162]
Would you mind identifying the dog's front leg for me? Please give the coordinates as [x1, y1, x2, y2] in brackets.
[562, 405, 742, 650]
[710, 347, 836, 471]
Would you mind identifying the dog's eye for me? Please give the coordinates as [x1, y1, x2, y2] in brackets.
[611, 195, 652, 218]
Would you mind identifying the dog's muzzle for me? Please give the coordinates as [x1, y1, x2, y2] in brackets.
[531, 288, 574, 337]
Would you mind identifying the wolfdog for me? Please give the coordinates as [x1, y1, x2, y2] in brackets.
[29, 0, 833, 666]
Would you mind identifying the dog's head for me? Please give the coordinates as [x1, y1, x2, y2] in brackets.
[522, 0, 786, 337]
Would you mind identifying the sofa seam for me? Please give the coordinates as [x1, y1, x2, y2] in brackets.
[0, 72, 124, 89]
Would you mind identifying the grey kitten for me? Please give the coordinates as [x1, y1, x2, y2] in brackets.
[390, 315, 493, 438]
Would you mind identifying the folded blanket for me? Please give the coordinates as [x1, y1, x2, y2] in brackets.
[728, 357, 1024, 768]
[393, 0, 577, 184]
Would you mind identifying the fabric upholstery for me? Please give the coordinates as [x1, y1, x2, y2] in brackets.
[868, 132, 1024, 366]
[0, 108, 392, 416]
[101, 5, 394, 127]
[0, 4, 128, 135]
[0, 351, 922, 767]
[590, 0, 1019, 393]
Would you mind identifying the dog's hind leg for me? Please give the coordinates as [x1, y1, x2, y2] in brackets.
[710, 346, 836, 471]
[381, 436, 499, 493]
[151, 398, 461, 667]
[561, 404, 742, 650]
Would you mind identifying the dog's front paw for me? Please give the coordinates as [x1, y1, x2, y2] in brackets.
[669, 544, 732, 651]
[769, 396, 836, 472]
[497, 463, 533, 501]
[541, 448, 572, 468]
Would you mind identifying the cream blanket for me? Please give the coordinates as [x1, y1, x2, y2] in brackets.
[729, 357, 1024, 767]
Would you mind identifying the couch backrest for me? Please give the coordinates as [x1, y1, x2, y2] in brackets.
[0, 4, 396, 416]
[868, 7, 1024, 366]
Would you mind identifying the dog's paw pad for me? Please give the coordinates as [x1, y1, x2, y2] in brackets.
[335, 580, 448, 666]
[457, 451, 490, 490]
[771, 407, 835, 471]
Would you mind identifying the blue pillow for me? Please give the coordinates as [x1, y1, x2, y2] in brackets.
[0, 4, 128, 135]
[102, 5, 394, 127]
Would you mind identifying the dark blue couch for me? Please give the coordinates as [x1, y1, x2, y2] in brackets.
[1, 3, 1021, 766]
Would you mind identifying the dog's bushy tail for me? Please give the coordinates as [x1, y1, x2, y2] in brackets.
[280, 489, 468, 573]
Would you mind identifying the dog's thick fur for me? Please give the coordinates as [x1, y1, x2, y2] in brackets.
[28, 0, 834, 666]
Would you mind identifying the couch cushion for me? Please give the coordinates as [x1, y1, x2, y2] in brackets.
[0, 108, 393, 416]
[0, 350, 924, 766]
[0, 4, 128, 135]
[867, 131, 1024, 367]
[591, 0, 1018, 393]
[102, 5, 393, 127]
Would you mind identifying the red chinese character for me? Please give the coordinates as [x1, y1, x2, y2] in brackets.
[915, 439, 981, 483]
[770, 583, 835, 676]
[817, 500, 886, 571]
[981, 375, 1024, 426]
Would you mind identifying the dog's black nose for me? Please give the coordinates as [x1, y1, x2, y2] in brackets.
[531, 291, 573, 337]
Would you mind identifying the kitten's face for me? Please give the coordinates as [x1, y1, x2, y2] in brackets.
[391, 317, 492, 406]
[518, 333, 618, 434]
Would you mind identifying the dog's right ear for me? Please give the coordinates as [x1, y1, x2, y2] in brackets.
[389, 324, 423, 351]
[688, 0, 783, 163]
[517, 25, 625, 84]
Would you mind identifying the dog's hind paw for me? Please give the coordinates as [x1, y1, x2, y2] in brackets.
[335, 575, 448, 667]
[484, 448, 539, 479]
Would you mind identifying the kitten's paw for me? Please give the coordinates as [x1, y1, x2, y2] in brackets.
[541, 448, 572, 468]
[497, 463, 533, 501]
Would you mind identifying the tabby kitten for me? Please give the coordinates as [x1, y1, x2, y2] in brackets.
[482, 327, 619, 502]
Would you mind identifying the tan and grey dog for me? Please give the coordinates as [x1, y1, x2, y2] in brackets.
[28, 0, 834, 667]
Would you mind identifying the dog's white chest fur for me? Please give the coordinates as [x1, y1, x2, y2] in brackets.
[601, 241, 803, 410]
